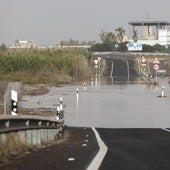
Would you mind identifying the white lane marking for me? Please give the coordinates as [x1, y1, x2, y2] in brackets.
[86, 127, 108, 170]
[161, 128, 170, 132]
[82, 143, 87, 147]
[68, 157, 75, 161]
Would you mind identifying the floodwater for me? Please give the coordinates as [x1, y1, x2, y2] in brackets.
[21, 77, 170, 128]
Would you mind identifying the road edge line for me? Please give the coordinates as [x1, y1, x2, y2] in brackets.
[86, 127, 108, 170]
[161, 128, 170, 132]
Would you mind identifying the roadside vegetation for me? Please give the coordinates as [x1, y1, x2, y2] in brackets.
[1, 26, 170, 86]
[0, 47, 93, 85]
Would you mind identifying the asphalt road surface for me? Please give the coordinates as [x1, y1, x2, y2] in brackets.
[2, 128, 170, 170]
[97, 128, 170, 170]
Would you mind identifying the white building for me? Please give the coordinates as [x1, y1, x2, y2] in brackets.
[158, 27, 170, 45]
[9, 40, 37, 49]
[129, 18, 170, 46]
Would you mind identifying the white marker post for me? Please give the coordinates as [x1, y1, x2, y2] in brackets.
[56, 106, 60, 121]
[161, 86, 165, 97]
[11, 90, 18, 116]
[59, 97, 63, 112]
[83, 82, 86, 91]
[91, 78, 94, 86]
[76, 88, 79, 107]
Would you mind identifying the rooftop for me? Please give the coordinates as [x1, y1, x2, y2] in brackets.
[128, 21, 170, 27]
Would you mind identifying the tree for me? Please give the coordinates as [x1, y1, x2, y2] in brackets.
[105, 32, 116, 44]
[153, 44, 165, 52]
[99, 30, 116, 44]
[115, 27, 126, 43]
[89, 43, 113, 52]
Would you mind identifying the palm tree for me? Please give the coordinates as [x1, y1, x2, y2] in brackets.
[115, 27, 126, 43]
[132, 29, 138, 42]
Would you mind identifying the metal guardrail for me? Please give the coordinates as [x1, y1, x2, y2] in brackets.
[0, 116, 64, 133]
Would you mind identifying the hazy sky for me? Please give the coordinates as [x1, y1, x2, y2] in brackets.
[1, 0, 170, 45]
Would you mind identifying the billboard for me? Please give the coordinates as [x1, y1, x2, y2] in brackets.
[128, 42, 142, 51]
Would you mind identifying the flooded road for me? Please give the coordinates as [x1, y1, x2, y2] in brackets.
[21, 77, 170, 128]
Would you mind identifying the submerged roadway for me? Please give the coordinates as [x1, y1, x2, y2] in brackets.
[1, 54, 170, 170]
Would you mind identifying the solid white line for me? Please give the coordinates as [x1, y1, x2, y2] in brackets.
[161, 128, 170, 133]
[86, 127, 108, 170]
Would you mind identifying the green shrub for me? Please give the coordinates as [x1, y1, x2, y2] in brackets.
[0, 48, 92, 84]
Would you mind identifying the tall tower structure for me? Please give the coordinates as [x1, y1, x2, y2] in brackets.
[143, 15, 155, 40]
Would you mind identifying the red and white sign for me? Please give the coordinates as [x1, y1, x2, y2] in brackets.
[141, 56, 146, 64]
[94, 59, 98, 65]
[153, 64, 159, 70]
[153, 57, 160, 65]
[98, 56, 102, 61]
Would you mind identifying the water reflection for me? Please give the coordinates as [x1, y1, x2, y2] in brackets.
[64, 76, 170, 128]
[101, 77, 140, 85]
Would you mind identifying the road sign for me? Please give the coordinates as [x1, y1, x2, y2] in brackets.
[94, 59, 98, 65]
[153, 57, 160, 71]
[114, 44, 119, 49]
[164, 44, 168, 49]
[153, 57, 160, 65]
[128, 42, 142, 51]
[141, 56, 146, 64]
[153, 64, 159, 70]
[98, 56, 101, 61]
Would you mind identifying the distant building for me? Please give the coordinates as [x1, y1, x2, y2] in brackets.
[9, 40, 37, 49]
[128, 17, 170, 46]
[143, 16, 156, 40]
[158, 26, 170, 45]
